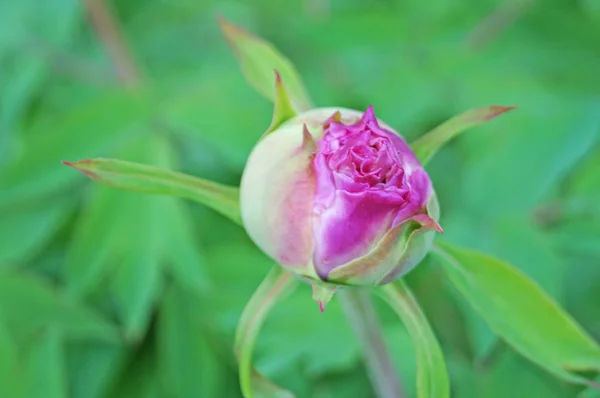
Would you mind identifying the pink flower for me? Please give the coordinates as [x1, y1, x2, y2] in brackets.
[240, 106, 441, 286]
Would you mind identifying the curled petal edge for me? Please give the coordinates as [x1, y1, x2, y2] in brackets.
[327, 193, 441, 286]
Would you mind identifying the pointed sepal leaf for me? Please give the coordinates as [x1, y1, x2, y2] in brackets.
[263, 71, 298, 137]
[310, 280, 338, 312]
[411, 106, 516, 165]
[217, 17, 313, 111]
[433, 240, 600, 387]
[234, 266, 299, 398]
[63, 158, 241, 224]
[377, 280, 449, 398]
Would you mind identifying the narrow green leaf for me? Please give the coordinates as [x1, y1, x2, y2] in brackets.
[158, 283, 221, 398]
[108, 343, 159, 398]
[433, 240, 600, 387]
[217, 17, 313, 111]
[0, 271, 118, 342]
[264, 70, 297, 137]
[0, 312, 19, 397]
[235, 266, 299, 398]
[65, 342, 127, 398]
[22, 329, 67, 398]
[410, 106, 516, 165]
[377, 280, 450, 398]
[0, 91, 150, 206]
[0, 197, 71, 266]
[63, 158, 241, 224]
[65, 137, 171, 340]
[162, 199, 211, 293]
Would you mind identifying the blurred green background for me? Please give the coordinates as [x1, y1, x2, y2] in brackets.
[1, 0, 600, 397]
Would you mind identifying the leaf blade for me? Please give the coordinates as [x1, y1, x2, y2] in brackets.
[0, 271, 119, 342]
[411, 106, 516, 165]
[218, 17, 313, 111]
[433, 240, 600, 386]
[63, 158, 241, 225]
[378, 280, 450, 398]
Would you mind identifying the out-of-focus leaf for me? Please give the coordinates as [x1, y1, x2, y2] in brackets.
[459, 96, 600, 216]
[110, 193, 163, 340]
[205, 237, 363, 390]
[63, 158, 241, 224]
[158, 283, 221, 398]
[434, 240, 600, 386]
[235, 266, 298, 398]
[580, 381, 600, 398]
[0, 91, 150, 206]
[258, 284, 361, 377]
[161, 199, 211, 293]
[411, 106, 516, 165]
[96, 138, 167, 341]
[0, 198, 71, 267]
[65, 134, 209, 340]
[0, 271, 118, 342]
[65, 342, 127, 398]
[479, 349, 580, 398]
[492, 216, 564, 298]
[0, 0, 79, 166]
[250, 374, 295, 398]
[65, 181, 164, 343]
[218, 17, 313, 111]
[22, 329, 67, 398]
[0, 312, 19, 397]
[109, 344, 159, 398]
[378, 280, 449, 398]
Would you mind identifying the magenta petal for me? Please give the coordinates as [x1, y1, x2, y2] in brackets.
[310, 106, 435, 281]
[312, 190, 399, 279]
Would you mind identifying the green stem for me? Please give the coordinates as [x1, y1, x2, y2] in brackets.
[339, 289, 405, 398]
[234, 266, 299, 398]
[376, 280, 449, 398]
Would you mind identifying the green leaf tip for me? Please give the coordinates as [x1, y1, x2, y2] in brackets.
[263, 70, 298, 138]
[63, 158, 242, 225]
[411, 105, 517, 165]
[216, 16, 313, 111]
[62, 159, 100, 180]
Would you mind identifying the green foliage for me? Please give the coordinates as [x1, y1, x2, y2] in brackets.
[411, 106, 516, 165]
[378, 281, 449, 398]
[2, 0, 600, 397]
[434, 241, 600, 387]
[218, 17, 313, 111]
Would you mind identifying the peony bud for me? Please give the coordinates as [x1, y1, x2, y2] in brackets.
[240, 106, 441, 287]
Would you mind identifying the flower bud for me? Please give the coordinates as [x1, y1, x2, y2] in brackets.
[240, 106, 441, 287]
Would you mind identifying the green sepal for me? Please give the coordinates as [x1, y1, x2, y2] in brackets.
[263, 70, 298, 138]
[310, 279, 339, 312]
[63, 158, 241, 224]
[217, 16, 313, 111]
[411, 105, 516, 165]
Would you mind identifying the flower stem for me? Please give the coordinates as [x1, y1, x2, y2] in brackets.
[234, 266, 298, 398]
[377, 280, 449, 398]
[339, 289, 405, 398]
